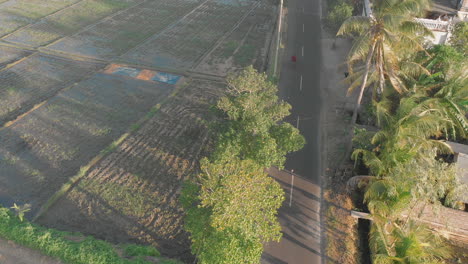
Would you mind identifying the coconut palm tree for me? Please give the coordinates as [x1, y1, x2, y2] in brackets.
[352, 95, 453, 176]
[370, 220, 451, 264]
[337, 0, 432, 125]
[360, 175, 452, 263]
[416, 75, 468, 140]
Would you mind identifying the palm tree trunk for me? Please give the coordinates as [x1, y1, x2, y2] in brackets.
[351, 43, 376, 125]
[343, 43, 376, 162]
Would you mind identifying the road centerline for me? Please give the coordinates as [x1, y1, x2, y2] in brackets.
[300, 75, 303, 91]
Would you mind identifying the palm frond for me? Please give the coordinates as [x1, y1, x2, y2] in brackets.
[337, 16, 372, 36]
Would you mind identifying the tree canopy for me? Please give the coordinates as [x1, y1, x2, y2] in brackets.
[183, 67, 304, 264]
[213, 66, 305, 168]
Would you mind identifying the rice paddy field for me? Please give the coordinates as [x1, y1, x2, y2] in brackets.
[0, 0, 277, 260]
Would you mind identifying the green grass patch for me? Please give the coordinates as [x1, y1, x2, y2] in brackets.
[221, 41, 239, 58]
[234, 44, 256, 67]
[124, 244, 160, 257]
[0, 207, 162, 264]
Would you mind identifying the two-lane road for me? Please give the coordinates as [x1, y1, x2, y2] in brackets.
[262, 0, 323, 262]
[281, 0, 322, 181]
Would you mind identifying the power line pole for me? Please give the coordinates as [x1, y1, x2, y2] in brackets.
[273, 0, 283, 77]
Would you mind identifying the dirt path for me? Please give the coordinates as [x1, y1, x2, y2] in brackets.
[0, 238, 62, 264]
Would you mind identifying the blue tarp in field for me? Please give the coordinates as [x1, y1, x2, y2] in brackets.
[152, 72, 181, 85]
[113, 67, 141, 77]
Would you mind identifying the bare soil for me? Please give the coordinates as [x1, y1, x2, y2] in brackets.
[194, 0, 275, 76]
[38, 79, 226, 261]
[0, 72, 172, 217]
[0, 54, 102, 125]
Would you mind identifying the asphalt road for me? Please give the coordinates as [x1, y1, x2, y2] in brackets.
[262, 0, 323, 262]
[281, 0, 322, 182]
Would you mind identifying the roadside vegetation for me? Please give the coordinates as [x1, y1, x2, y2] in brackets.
[182, 66, 305, 263]
[335, 0, 468, 262]
[324, 0, 354, 34]
[0, 207, 180, 264]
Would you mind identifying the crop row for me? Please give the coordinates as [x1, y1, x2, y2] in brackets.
[0, 54, 101, 125]
[2, 0, 142, 47]
[0, 0, 80, 37]
[121, 0, 258, 70]
[0, 45, 31, 70]
[0, 73, 173, 217]
[195, 0, 274, 75]
[46, 0, 203, 60]
[38, 79, 226, 258]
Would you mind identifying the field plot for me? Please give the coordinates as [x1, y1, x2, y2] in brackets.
[0, 73, 173, 217]
[194, 0, 275, 75]
[2, 0, 141, 48]
[0, 0, 79, 37]
[0, 45, 31, 70]
[44, 0, 204, 60]
[0, 54, 101, 125]
[120, 0, 258, 70]
[38, 79, 226, 259]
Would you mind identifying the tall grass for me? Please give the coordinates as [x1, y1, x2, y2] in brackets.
[0, 207, 166, 264]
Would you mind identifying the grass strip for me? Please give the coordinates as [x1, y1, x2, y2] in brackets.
[0, 207, 175, 264]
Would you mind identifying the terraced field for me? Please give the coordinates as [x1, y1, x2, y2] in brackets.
[0, 73, 173, 216]
[0, 0, 276, 260]
[2, 0, 141, 47]
[45, 0, 204, 59]
[0, 45, 31, 69]
[118, 0, 260, 69]
[0, 54, 102, 125]
[194, 0, 275, 75]
[0, 0, 80, 37]
[38, 79, 225, 259]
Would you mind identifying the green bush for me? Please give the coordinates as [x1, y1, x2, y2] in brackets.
[0, 207, 164, 264]
[326, 1, 353, 34]
[449, 21, 468, 55]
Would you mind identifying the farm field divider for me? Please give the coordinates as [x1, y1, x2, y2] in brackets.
[0, 72, 174, 218]
[0, 44, 32, 70]
[0, 0, 82, 38]
[43, 0, 206, 61]
[120, 0, 260, 71]
[37, 78, 226, 258]
[189, 0, 261, 71]
[32, 77, 188, 223]
[0, 53, 103, 126]
[2, 0, 143, 48]
[192, 0, 275, 76]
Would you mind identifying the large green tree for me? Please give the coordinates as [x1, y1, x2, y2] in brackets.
[183, 159, 284, 264]
[213, 66, 305, 167]
[183, 67, 305, 264]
